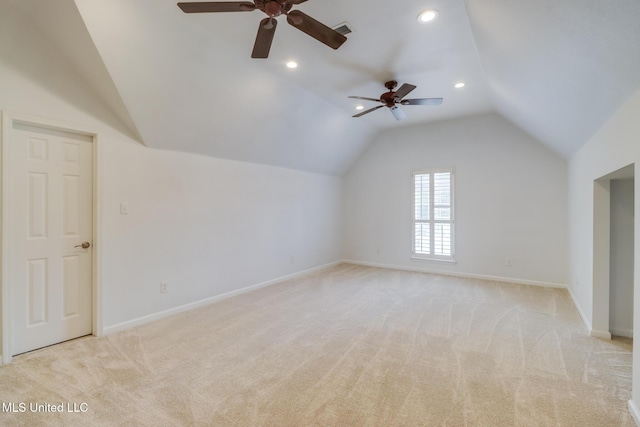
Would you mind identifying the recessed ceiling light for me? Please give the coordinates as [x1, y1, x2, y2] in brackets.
[355, 105, 364, 111]
[417, 9, 439, 23]
[454, 82, 466, 89]
[286, 61, 298, 69]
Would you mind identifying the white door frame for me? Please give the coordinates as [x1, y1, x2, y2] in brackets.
[1, 111, 103, 364]
[592, 163, 635, 339]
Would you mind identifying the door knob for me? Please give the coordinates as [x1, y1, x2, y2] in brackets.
[74, 242, 91, 249]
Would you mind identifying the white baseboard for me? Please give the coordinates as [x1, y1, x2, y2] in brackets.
[342, 259, 567, 289]
[629, 400, 640, 426]
[104, 261, 341, 335]
[591, 329, 612, 340]
[564, 286, 631, 339]
[610, 328, 634, 338]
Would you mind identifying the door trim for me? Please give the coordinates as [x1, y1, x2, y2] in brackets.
[1, 111, 103, 364]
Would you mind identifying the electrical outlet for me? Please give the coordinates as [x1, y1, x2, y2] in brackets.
[506, 258, 513, 266]
[160, 283, 168, 294]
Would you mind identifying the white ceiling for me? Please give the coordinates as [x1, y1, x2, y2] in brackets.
[7, 0, 640, 175]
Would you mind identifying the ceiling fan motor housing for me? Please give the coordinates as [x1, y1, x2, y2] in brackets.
[381, 81, 400, 106]
[264, 1, 284, 17]
[381, 91, 398, 107]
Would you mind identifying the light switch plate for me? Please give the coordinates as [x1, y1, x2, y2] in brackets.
[120, 203, 129, 215]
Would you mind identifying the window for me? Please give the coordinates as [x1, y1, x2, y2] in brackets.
[413, 170, 455, 261]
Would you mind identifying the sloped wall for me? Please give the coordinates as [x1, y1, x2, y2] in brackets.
[0, 4, 342, 343]
[343, 113, 568, 286]
[99, 143, 342, 330]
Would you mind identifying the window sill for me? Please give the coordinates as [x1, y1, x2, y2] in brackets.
[411, 256, 457, 265]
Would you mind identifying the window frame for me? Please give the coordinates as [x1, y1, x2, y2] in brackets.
[411, 169, 456, 262]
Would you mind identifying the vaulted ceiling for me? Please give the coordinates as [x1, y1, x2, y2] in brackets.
[6, 0, 640, 175]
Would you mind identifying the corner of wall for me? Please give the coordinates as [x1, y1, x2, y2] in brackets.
[567, 286, 592, 333]
[628, 399, 640, 427]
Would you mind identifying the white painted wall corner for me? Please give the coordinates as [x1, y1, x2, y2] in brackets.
[629, 399, 640, 427]
[567, 286, 593, 334]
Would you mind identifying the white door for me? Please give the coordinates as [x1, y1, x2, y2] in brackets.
[10, 123, 93, 355]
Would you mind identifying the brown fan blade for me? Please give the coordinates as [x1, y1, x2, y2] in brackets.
[286, 10, 347, 50]
[353, 105, 385, 118]
[401, 98, 444, 106]
[252, 18, 277, 58]
[285, 0, 307, 4]
[348, 96, 382, 103]
[177, 2, 256, 13]
[394, 83, 416, 100]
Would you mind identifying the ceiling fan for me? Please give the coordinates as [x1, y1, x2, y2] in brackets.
[348, 81, 443, 121]
[177, 1, 347, 58]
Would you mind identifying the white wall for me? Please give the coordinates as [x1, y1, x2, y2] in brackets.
[0, 3, 343, 352]
[567, 86, 640, 415]
[343, 113, 568, 286]
[100, 142, 342, 329]
[610, 179, 634, 337]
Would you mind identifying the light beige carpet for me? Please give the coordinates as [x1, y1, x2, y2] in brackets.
[0, 264, 634, 426]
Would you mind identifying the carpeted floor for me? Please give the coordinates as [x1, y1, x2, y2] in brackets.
[0, 264, 634, 426]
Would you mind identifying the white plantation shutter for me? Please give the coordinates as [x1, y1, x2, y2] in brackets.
[413, 170, 454, 260]
[414, 174, 430, 253]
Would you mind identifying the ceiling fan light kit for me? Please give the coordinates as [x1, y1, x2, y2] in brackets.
[177, 1, 347, 58]
[348, 80, 443, 121]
